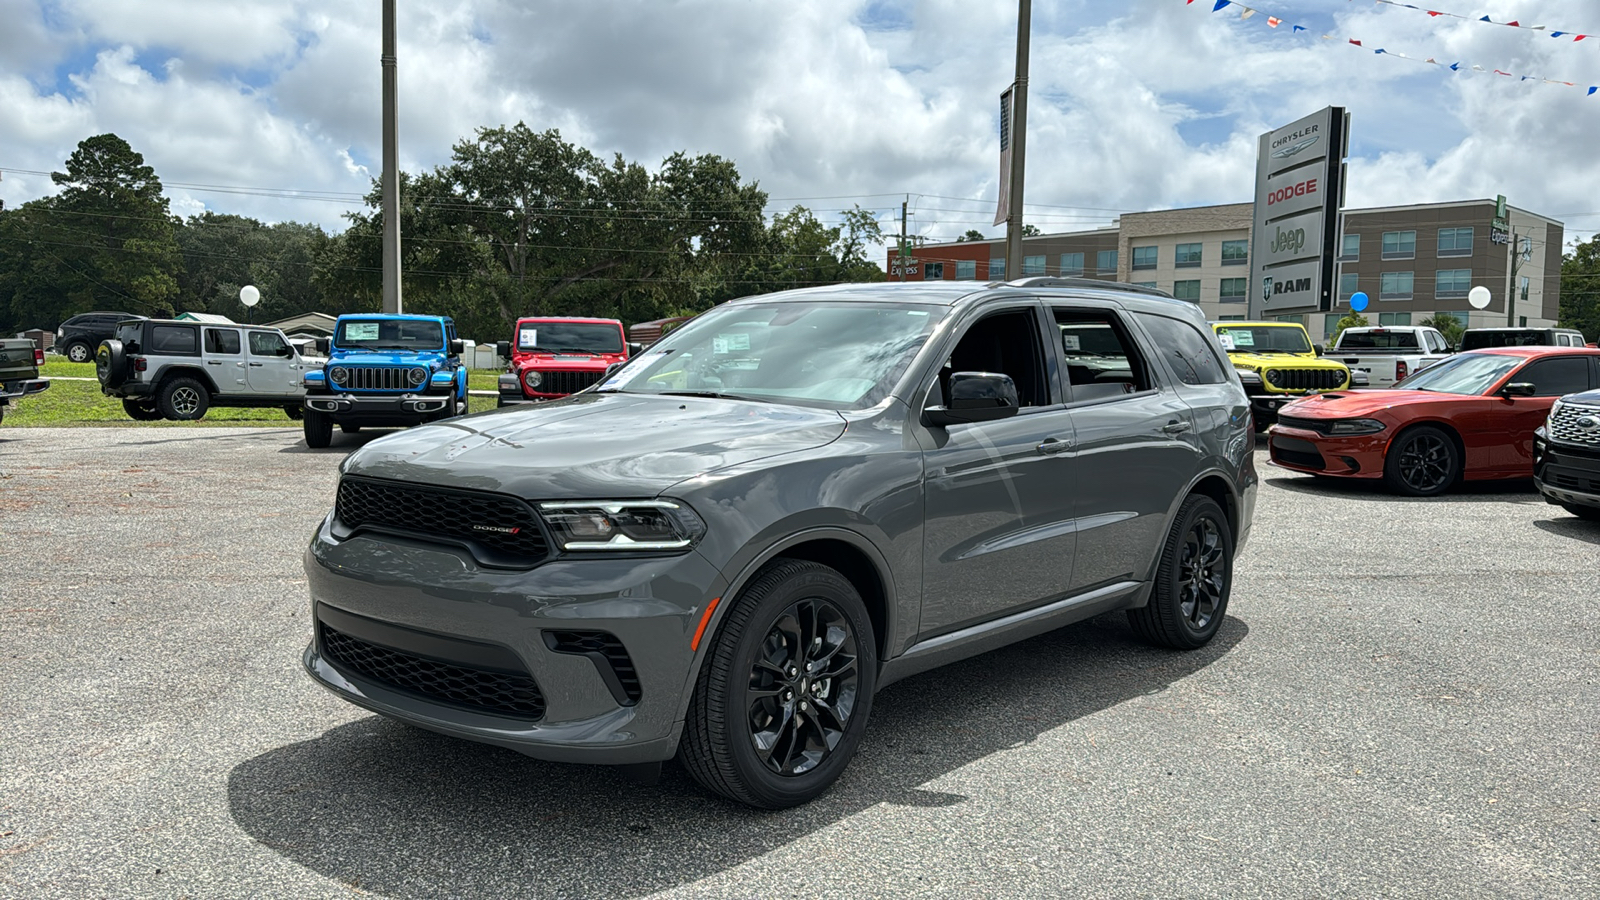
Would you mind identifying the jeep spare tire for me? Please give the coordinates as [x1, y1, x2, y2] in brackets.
[96, 340, 128, 387]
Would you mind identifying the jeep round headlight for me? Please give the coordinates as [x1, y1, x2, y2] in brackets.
[1265, 369, 1283, 387]
[524, 370, 543, 389]
[538, 500, 706, 551]
[408, 367, 426, 387]
[328, 366, 349, 387]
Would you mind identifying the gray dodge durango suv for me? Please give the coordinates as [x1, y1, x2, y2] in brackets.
[303, 278, 1257, 808]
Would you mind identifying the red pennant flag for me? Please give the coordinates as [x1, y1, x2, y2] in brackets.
[1428, 10, 1442, 16]
[1507, 21, 1519, 27]
[1349, 39, 1362, 46]
[1268, 16, 1281, 27]
[1494, 69, 1511, 76]
[1577, 34, 1590, 42]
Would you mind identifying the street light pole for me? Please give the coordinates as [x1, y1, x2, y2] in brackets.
[381, 0, 402, 314]
[1004, 0, 1031, 280]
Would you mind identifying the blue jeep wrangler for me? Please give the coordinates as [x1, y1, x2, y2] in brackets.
[300, 314, 469, 448]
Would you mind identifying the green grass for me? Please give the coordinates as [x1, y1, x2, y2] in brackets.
[468, 369, 503, 392]
[41, 359, 97, 378]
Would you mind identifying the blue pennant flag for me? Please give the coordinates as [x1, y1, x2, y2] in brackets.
[1213, 0, 1230, 10]
[1292, 24, 1306, 32]
[1590, 86, 1598, 95]
[1480, 16, 1492, 23]
[1374, 48, 1386, 54]
[1552, 31, 1565, 37]
[1449, 62, 1461, 70]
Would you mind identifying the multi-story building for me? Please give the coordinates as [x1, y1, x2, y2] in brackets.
[892, 199, 1563, 341]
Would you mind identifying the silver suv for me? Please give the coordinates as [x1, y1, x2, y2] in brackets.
[96, 319, 312, 421]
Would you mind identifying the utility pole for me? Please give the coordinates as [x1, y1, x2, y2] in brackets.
[1505, 227, 1527, 327]
[900, 199, 908, 281]
[381, 0, 402, 314]
[1004, 0, 1031, 280]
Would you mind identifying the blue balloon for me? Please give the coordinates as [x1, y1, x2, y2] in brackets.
[1350, 291, 1369, 312]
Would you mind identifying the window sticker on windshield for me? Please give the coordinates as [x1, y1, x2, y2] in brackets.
[1229, 330, 1254, 348]
[520, 328, 537, 347]
[712, 336, 729, 354]
[1217, 334, 1235, 351]
[1062, 334, 1081, 351]
[723, 333, 751, 351]
[346, 323, 380, 341]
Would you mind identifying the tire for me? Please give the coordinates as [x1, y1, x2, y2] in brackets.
[1127, 494, 1233, 650]
[1560, 503, 1600, 522]
[1383, 425, 1459, 497]
[339, 423, 361, 434]
[121, 399, 163, 421]
[679, 558, 877, 809]
[157, 377, 209, 421]
[303, 410, 333, 448]
[283, 405, 302, 421]
[95, 340, 128, 388]
[65, 341, 93, 363]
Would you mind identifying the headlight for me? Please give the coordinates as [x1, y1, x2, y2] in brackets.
[1327, 418, 1386, 435]
[1548, 398, 1564, 427]
[539, 500, 706, 551]
[1265, 369, 1283, 387]
[524, 370, 543, 389]
[408, 367, 427, 387]
[328, 366, 349, 387]
[1235, 368, 1262, 385]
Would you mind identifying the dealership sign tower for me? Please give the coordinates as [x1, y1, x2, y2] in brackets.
[1249, 107, 1350, 317]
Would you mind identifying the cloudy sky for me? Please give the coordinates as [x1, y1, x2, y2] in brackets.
[4, 0, 1600, 249]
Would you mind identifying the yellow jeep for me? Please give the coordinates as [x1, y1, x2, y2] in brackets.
[1210, 321, 1351, 430]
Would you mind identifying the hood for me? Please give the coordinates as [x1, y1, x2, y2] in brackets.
[1227, 351, 1342, 370]
[512, 350, 624, 369]
[329, 350, 447, 368]
[343, 391, 848, 499]
[1560, 389, 1600, 406]
[1280, 389, 1472, 418]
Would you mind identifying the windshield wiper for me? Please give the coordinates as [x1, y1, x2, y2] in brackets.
[659, 390, 770, 403]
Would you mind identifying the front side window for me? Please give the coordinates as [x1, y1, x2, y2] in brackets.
[1022, 255, 1045, 276]
[1394, 352, 1520, 394]
[336, 319, 444, 350]
[1382, 230, 1417, 260]
[1096, 249, 1118, 273]
[1054, 308, 1152, 401]
[1220, 277, 1247, 302]
[1513, 357, 1592, 396]
[989, 258, 1006, 279]
[955, 260, 976, 280]
[1060, 252, 1084, 275]
[1435, 268, 1471, 298]
[1174, 243, 1203, 268]
[1380, 272, 1414, 300]
[1438, 227, 1474, 256]
[516, 322, 624, 353]
[248, 331, 290, 357]
[1139, 315, 1227, 385]
[1222, 239, 1249, 266]
[148, 325, 198, 356]
[1172, 280, 1201, 301]
[204, 328, 241, 355]
[931, 308, 1049, 408]
[605, 301, 947, 411]
[1131, 246, 1158, 270]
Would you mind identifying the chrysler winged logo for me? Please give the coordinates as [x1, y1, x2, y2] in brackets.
[1271, 136, 1320, 159]
[1578, 415, 1600, 434]
[472, 524, 522, 534]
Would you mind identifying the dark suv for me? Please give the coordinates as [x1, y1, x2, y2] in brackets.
[57, 311, 142, 363]
[302, 278, 1257, 808]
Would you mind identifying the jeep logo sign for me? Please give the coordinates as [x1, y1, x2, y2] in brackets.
[1269, 226, 1306, 255]
[1250, 106, 1349, 315]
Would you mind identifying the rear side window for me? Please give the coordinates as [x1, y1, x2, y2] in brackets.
[1052, 308, 1154, 401]
[1138, 315, 1228, 385]
[1515, 357, 1592, 396]
[148, 325, 198, 355]
[205, 329, 241, 354]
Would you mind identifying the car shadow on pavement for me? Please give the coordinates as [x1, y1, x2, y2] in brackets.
[1265, 473, 1544, 504]
[1532, 517, 1600, 545]
[277, 431, 392, 454]
[228, 613, 1246, 898]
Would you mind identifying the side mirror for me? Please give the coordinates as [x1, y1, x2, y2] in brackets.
[1501, 382, 1536, 398]
[278, 344, 294, 358]
[924, 371, 1020, 427]
[448, 339, 465, 356]
[1313, 344, 1325, 356]
[604, 362, 624, 378]
[495, 340, 511, 358]
[313, 337, 330, 355]
[627, 342, 643, 356]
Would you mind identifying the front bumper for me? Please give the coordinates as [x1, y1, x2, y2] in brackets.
[496, 372, 587, 404]
[0, 378, 49, 403]
[304, 392, 450, 422]
[1534, 429, 1600, 510]
[1266, 423, 1387, 479]
[301, 515, 728, 765]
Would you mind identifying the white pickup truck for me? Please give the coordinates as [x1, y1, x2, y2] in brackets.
[1330, 325, 1453, 389]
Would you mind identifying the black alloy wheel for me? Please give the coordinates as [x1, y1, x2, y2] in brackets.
[1128, 494, 1232, 650]
[680, 558, 876, 808]
[1384, 425, 1458, 497]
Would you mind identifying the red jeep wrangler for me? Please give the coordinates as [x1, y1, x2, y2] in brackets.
[495, 317, 635, 406]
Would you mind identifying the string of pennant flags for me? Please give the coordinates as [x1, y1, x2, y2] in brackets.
[1367, 0, 1593, 41]
[1187, 0, 1600, 95]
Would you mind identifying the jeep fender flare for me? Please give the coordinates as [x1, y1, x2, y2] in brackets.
[155, 365, 221, 396]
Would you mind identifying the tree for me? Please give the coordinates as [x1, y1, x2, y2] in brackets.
[1417, 313, 1464, 348]
[1022, 224, 1041, 237]
[955, 229, 986, 242]
[1560, 233, 1600, 341]
[1332, 311, 1369, 345]
[175, 213, 333, 321]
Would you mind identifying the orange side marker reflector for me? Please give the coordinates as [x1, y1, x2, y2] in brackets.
[690, 596, 723, 652]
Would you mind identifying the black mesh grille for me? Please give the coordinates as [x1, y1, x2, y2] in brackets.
[1275, 415, 1331, 435]
[1545, 466, 1600, 494]
[335, 476, 549, 566]
[1264, 368, 1347, 391]
[321, 625, 546, 718]
[534, 370, 604, 395]
[1270, 434, 1326, 471]
[546, 630, 642, 704]
[339, 366, 425, 391]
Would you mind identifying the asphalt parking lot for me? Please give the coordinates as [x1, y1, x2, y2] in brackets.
[2, 426, 1597, 899]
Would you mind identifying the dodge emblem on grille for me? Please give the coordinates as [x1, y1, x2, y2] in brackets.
[472, 524, 522, 534]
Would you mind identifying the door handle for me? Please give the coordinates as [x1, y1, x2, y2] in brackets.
[1037, 437, 1074, 455]
[248, 362, 264, 367]
[1161, 420, 1192, 434]
[206, 360, 221, 366]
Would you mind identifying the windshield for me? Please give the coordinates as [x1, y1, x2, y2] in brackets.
[335, 319, 444, 351]
[1393, 352, 1521, 395]
[600, 301, 947, 410]
[1213, 325, 1311, 354]
[517, 322, 623, 354]
[1338, 330, 1419, 350]
[1460, 330, 1545, 350]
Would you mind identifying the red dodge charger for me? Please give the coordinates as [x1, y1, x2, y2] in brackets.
[1268, 346, 1600, 496]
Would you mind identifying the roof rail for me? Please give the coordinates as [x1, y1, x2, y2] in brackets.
[1002, 276, 1173, 299]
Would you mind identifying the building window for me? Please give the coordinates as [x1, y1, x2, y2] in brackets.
[1380, 271, 1414, 300]
[1323, 314, 1342, 340]
[1133, 281, 1158, 289]
[1175, 243, 1203, 268]
[1520, 275, 1530, 302]
[1218, 314, 1246, 321]
[1221, 239, 1248, 266]
[1339, 271, 1359, 302]
[1275, 315, 1305, 325]
[1437, 227, 1474, 257]
[1131, 246, 1158, 270]
[1435, 268, 1470, 299]
[1172, 280, 1201, 301]
[1432, 311, 1468, 330]
[990, 258, 1006, 279]
[1060, 252, 1084, 275]
[1096, 249, 1118, 273]
[1340, 234, 1360, 261]
[1219, 277, 1247, 303]
[1022, 255, 1045, 276]
[955, 260, 976, 280]
[1381, 230, 1416, 260]
[924, 262, 944, 280]
[1378, 312, 1411, 326]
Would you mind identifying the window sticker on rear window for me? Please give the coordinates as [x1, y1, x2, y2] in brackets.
[520, 328, 537, 347]
[346, 323, 380, 341]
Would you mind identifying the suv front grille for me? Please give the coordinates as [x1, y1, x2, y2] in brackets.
[321, 624, 546, 718]
[534, 370, 603, 395]
[335, 476, 550, 566]
[341, 366, 425, 391]
[1548, 402, 1600, 447]
[1264, 368, 1346, 392]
